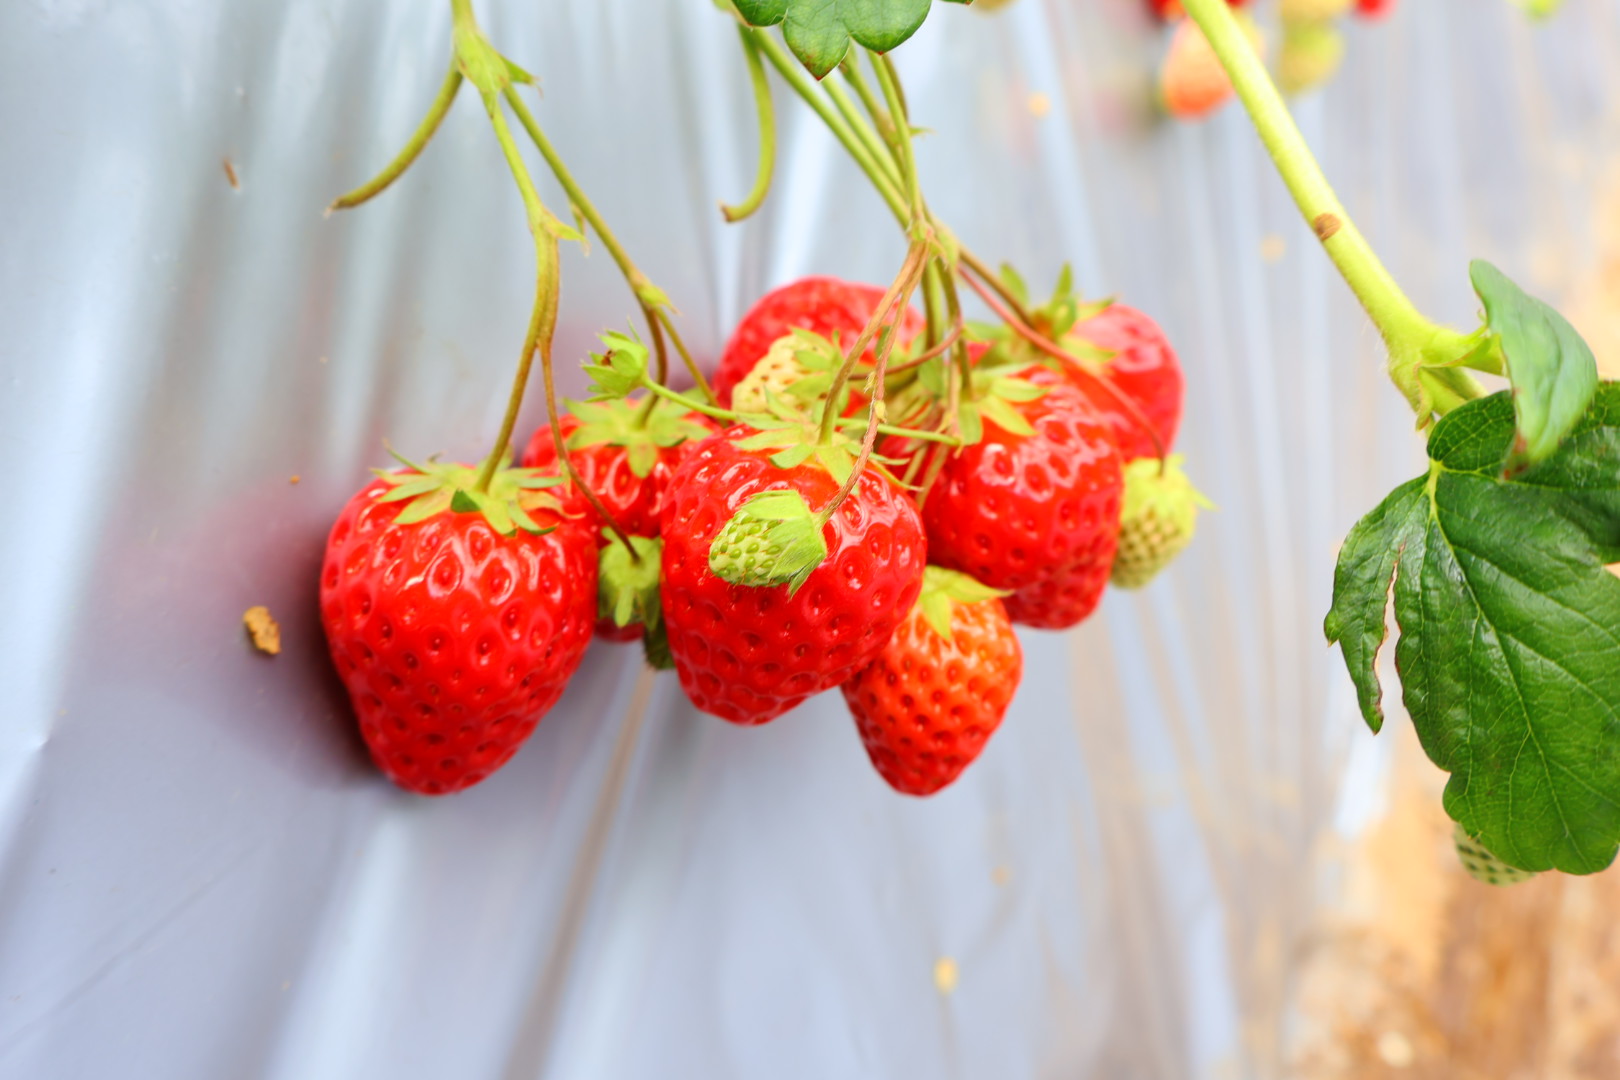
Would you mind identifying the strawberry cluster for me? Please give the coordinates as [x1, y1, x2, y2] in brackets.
[319, 274, 1208, 798]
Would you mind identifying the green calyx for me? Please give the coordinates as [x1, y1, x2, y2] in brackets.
[915, 565, 1009, 641]
[707, 489, 829, 594]
[912, 351, 1047, 446]
[566, 395, 712, 479]
[599, 533, 664, 630]
[583, 330, 654, 401]
[371, 449, 565, 536]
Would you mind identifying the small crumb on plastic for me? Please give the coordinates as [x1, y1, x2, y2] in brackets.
[244, 606, 282, 656]
[289, 475, 301, 485]
[1260, 234, 1286, 262]
[223, 157, 240, 190]
[992, 865, 1011, 885]
[1026, 92, 1051, 118]
[1376, 1031, 1414, 1068]
[933, 957, 958, 995]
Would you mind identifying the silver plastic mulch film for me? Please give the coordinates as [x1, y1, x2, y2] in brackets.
[1, 1, 1616, 1077]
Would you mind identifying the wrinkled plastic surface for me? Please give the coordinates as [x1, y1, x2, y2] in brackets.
[2, 1, 1617, 1077]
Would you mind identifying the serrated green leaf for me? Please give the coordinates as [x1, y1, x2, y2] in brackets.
[738, 0, 936, 78]
[1471, 259, 1600, 475]
[1325, 385, 1620, 875]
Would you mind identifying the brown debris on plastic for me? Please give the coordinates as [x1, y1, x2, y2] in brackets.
[243, 605, 281, 656]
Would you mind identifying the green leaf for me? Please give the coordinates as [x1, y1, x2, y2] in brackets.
[736, 0, 936, 78]
[815, 445, 854, 486]
[1470, 259, 1600, 475]
[770, 443, 817, 470]
[626, 439, 659, 479]
[1325, 385, 1620, 875]
[915, 564, 1009, 639]
[958, 400, 983, 446]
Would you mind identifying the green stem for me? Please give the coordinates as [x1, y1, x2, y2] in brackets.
[721, 26, 777, 223]
[839, 58, 902, 169]
[828, 66, 904, 183]
[749, 30, 910, 227]
[1180, 0, 1477, 409]
[873, 55, 924, 224]
[329, 62, 463, 213]
[644, 381, 740, 424]
[474, 96, 557, 493]
[502, 84, 715, 401]
[818, 241, 929, 445]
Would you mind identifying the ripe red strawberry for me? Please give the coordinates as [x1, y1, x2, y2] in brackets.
[320, 459, 598, 795]
[922, 368, 1124, 628]
[1064, 304, 1184, 462]
[1354, 0, 1395, 17]
[659, 425, 927, 724]
[842, 567, 1022, 796]
[522, 396, 716, 642]
[714, 276, 926, 408]
[520, 398, 717, 540]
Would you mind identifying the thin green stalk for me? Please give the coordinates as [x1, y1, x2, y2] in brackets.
[818, 241, 929, 444]
[873, 55, 924, 222]
[1180, 0, 1477, 411]
[721, 25, 776, 223]
[503, 85, 714, 401]
[329, 62, 464, 212]
[749, 30, 910, 226]
[828, 67, 904, 182]
[839, 58, 902, 167]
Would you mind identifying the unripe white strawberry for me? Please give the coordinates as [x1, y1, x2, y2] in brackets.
[1453, 823, 1539, 886]
[1110, 455, 1211, 589]
[1278, 20, 1345, 96]
[731, 335, 811, 414]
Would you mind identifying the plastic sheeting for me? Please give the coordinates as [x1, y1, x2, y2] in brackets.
[3, 1, 1617, 1077]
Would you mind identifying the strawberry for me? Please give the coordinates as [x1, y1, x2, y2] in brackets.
[1453, 823, 1539, 886]
[1353, 0, 1395, 17]
[714, 276, 925, 408]
[1109, 455, 1212, 589]
[659, 425, 927, 724]
[522, 394, 716, 643]
[1160, 12, 1264, 121]
[842, 567, 1022, 796]
[520, 396, 717, 540]
[1278, 20, 1345, 96]
[320, 458, 598, 795]
[922, 366, 1124, 628]
[1064, 303, 1183, 462]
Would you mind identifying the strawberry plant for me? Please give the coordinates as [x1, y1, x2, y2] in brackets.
[1180, 0, 1617, 877]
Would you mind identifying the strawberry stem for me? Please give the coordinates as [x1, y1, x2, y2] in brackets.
[328, 60, 464, 214]
[747, 29, 911, 225]
[818, 241, 930, 446]
[720, 25, 776, 224]
[1180, 0, 1483, 420]
[502, 85, 715, 402]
